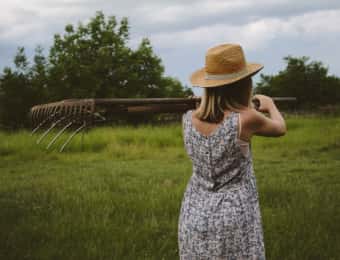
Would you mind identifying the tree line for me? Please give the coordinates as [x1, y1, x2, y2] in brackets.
[1, 11, 340, 129]
[0, 11, 193, 129]
[254, 56, 340, 108]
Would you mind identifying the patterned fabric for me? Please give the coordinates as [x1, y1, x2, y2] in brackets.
[178, 109, 266, 260]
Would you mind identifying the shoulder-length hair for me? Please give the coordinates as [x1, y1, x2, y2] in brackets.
[194, 77, 253, 123]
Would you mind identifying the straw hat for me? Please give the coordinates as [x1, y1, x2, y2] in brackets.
[190, 43, 263, 88]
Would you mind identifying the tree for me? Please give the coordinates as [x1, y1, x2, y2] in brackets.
[0, 11, 193, 129]
[255, 56, 340, 108]
[0, 47, 35, 128]
[47, 11, 193, 100]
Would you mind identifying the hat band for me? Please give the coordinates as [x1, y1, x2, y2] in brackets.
[205, 68, 248, 80]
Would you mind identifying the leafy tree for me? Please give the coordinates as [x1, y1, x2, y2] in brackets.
[0, 47, 35, 128]
[255, 56, 340, 108]
[0, 11, 193, 129]
[31, 45, 49, 103]
[47, 11, 193, 100]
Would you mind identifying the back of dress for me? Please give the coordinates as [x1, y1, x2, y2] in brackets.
[178, 109, 266, 260]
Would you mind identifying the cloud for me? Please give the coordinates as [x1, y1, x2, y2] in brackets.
[0, 0, 340, 94]
[131, 0, 340, 33]
[2, 0, 340, 43]
[143, 9, 340, 51]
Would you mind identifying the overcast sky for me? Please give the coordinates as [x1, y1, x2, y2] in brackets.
[1, 0, 340, 96]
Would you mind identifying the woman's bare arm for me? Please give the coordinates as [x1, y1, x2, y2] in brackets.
[251, 94, 286, 137]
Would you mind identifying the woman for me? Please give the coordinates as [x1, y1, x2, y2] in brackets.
[178, 43, 286, 259]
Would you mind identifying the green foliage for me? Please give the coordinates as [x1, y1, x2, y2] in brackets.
[255, 56, 340, 108]
[0, 47, 37, 128]
[0, 116, 339, 259]
[0, 11, 193, 129]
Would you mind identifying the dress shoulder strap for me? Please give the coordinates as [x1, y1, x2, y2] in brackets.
[182, 110, 190, 129]
[230, 111, 240, 136]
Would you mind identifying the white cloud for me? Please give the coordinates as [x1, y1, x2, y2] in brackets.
[1, 0, 340, 88]
[133, 0, 340, 31]
[2, 0, 340, 43]
[145, 9, 340, 51]
[136, 0, 251, 25]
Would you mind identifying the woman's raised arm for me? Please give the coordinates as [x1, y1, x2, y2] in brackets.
[246, 94, 287, 137]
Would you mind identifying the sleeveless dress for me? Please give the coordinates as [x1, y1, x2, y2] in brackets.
[178, 109, 266, 260]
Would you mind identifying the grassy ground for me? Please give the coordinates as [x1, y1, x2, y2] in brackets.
[0, 114, 339, 260]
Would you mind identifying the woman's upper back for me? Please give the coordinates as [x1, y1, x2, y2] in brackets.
[182, 109, 253, 192]
[190, 107, 258, 143]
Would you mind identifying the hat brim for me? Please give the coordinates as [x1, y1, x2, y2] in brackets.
[190, 63, 264, 88]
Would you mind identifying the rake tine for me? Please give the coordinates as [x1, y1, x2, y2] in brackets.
[36, 116, 67, 144]
[93, 112, 106, 121]
[31, 112, 58, 136]
[46, 121, 73, 150]
[59, 122, 86, 152]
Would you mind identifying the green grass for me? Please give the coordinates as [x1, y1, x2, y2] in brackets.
[0, 114, 339, 260]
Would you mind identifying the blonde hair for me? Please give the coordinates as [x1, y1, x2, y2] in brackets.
[194, 77, 253, 123]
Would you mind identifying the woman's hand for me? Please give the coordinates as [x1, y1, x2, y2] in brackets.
[247, 94, 287, 137]
[253, 94, 274, 113]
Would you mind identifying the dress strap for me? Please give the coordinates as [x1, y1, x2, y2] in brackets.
[182, 110, 192, 136]
[237, 112, 242, 139]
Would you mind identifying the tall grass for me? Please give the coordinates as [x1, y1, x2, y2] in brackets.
[0, 115, 339, 259]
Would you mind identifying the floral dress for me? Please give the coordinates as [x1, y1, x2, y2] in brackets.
[178, 109, 266, 260]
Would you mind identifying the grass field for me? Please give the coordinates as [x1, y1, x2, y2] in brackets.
[0, 114, 339, 260]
